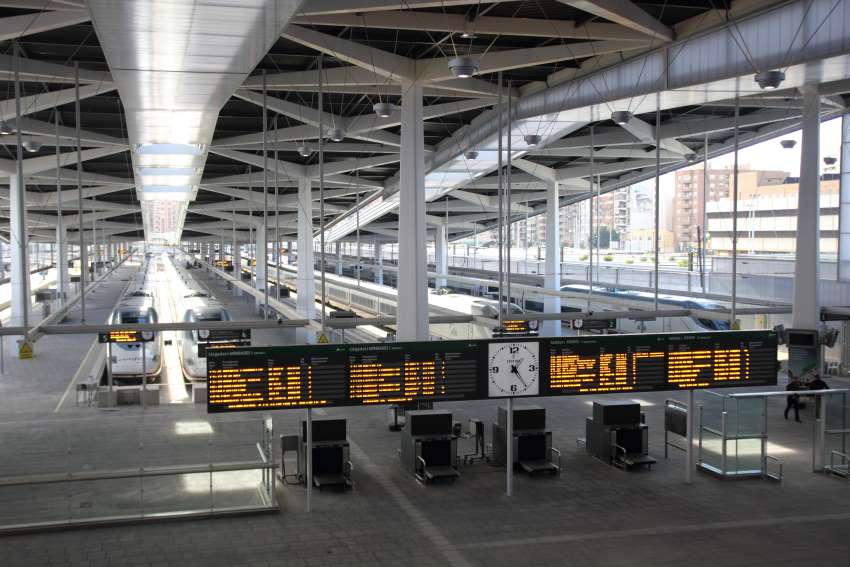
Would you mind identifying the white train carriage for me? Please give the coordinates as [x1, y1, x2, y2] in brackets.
[558, 285, 731, 333]
[265, 262, 522, 340]
[108, 297, 163, 382]
[169, 254, 238, 382]
[178, 303, 233, 382]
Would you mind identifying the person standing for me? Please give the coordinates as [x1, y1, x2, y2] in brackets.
[808, 372, 829, 419]
[785, 373, 803, 422]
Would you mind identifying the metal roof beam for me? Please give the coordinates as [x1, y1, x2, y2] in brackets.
[0, 54, 111, 84]
[9, 116, 128, 146]
[282, 25, 414, 82]
[291, 11, 648, 41]
[558, 1, 673, 41]
[416, 40, 646, 83]
[0, 9, 90, 41]
[299, 0, 499, 16]
[0, 83, 116, 119]
[614, 115, 693, 155]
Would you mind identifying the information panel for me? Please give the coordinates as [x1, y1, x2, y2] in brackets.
[98, 330, 154, 344]
[207, 331, 777, 413]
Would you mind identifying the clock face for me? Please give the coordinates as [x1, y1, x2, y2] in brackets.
[488, 341, 540, 397]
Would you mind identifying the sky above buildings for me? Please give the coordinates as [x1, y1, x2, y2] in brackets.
[709, 117, 842, 176]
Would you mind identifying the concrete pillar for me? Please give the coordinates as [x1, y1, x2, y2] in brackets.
[255, 228, 267, 313]
[435, 225, 448, 288]
[840, 113, 850, 281]
[335, 243, 343, 275]
[9, 173, 30, 328]
[296, 178, 316, 319]
[93, 231, 101, 274]
[56, 224, 70, 305]
[397, 81, 428, 341]
[233, 243, 242, 296]
[375, 242, 384, 285]
[543, 180, 562, 337]
[792, 86, 821, 329]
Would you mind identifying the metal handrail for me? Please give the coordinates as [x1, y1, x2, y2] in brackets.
[0, 460, 276, 488]
[548, 447, 562, 474]
[764, 455, 783, 481]
[829, 451, 849, 478]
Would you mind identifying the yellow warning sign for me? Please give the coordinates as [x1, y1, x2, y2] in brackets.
[18, 341, 33, 360]
[317, 333, 330, 344]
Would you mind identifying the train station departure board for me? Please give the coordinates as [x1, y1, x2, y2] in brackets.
[207, 331, 777, 413]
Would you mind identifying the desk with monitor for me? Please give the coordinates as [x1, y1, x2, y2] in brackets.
[298, 418, 353, 489]
[400, 410, 460, 483]
[492, 406, 561, 475]
[586, 401, 656, 470]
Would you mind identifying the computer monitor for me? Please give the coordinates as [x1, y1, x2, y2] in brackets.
[517, 434, 547, 462]
[593, 401, 641, 426]
[409, 411, 453, 437]
[302, 419, 347, 443]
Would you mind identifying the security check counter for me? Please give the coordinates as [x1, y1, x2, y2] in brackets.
[586, 401, 656, 470]
[492, 405, 561, 475]
[400, 410, 460, 483]
[298, 418, 353, 490]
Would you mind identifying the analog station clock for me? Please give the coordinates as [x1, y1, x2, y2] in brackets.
[488, 341, 540, 397]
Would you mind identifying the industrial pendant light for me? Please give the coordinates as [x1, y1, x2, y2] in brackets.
[754, 70, 785, 90]
[611, 111, 633, 125]
[448, 55, 480, 79]
[373, 102, 395, 118]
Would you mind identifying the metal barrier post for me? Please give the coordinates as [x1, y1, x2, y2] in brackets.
[141, 341, 147, 410]
[506, 397, 514, 496]
[720, 408, 727, 475]
[687, 389, 694, 484]
[306, 407, 312, 512]
[107, 345, 113, 395]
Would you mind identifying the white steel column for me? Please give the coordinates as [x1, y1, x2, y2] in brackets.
[56, 224, 70, 305]
[9, 173, 29, 328]
[296, 178, 316, 320]
[435, 225, 448, 289]
[335, 243, 343, 275]
[792, 86, 821, 329]
[397, 81, 428, 341]
[232, 243, 242, 296]
[287, 240, 294, 264]
[375, 242, 384, 285]
[839, 113, 850, 282]
[543, 179, 562, 337]
[255, 228, 267, 314]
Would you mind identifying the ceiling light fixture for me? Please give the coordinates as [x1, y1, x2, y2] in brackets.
[754, 70, 785, 90]
[684, 153, 698, 163]
[780, 139, 796, 149]
[611, 111, 633, 125]
[523, 134, 542, 147]
[373, 102, 395, 118]
[22, 139, 42, 153]
[0, 121, 12, 135]
[328, 127, 345, 142]
[464, 150, 479, 160]
[823, 156, 837, 166]
[448, 55, 480, 79]
[297, 143, 312, 157]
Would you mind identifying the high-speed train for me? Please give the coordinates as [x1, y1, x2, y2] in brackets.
[228, 258, 523, 340]
[170, 257, 237, 382]
[552, 284, 731, 333]
[107, 261, 163, 382]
